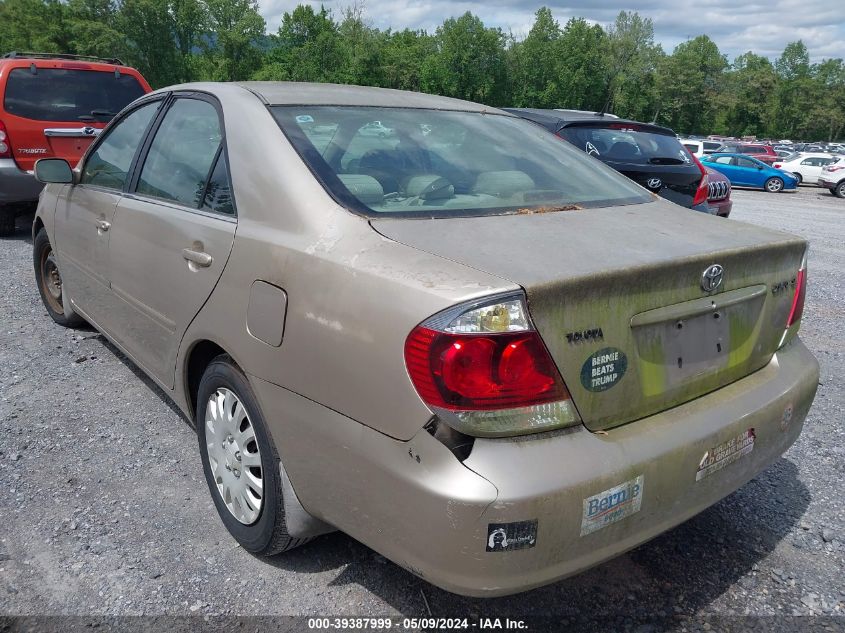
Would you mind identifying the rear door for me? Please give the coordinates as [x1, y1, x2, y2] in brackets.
[1, 64, 148, 171]
[103, 94, 236, 388]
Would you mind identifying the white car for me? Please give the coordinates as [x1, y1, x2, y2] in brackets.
[681, 138, 722, 156]
[818, 156, 845, 197]
[772, 153, 839, 185]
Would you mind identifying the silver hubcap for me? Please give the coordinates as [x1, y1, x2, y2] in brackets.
[768, 179, 782, 192]
[205, 388, 264, 525]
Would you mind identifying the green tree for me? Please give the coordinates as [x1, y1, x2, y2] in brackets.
[202, 0, 264, 81]
[260, 4, 341, 82]
[717, 52, 778, 137]
[0, 0, 71, 53]
[604, 11, 663, 120]
[421, 12, 509, 105]
[379, 29, 436, 92]
[771, 41, 814, 137]
[657, 35, 727, 133]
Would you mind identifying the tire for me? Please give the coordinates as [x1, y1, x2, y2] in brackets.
[0, 210, 14, 237]
[197, 355, 308, 555]
[835, 182, 845, 199]
[764, 177, 784, 193]
[33, 228, 86, 327]
[792, 173, 802, 184]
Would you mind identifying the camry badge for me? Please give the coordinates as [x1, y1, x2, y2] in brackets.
[701, 264, 724, 293]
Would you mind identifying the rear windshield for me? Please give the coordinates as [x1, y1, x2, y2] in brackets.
[271, 106, 652, 218]
[3, 68, 145, 122]
[558, 124, 694, 166]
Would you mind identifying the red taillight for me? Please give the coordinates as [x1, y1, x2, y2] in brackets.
[405, 327, 568, 410]
[404, 293, 579, 436]
[773, 163, 782, 168]
[690, 153, 708, 207]
[787, 268, 806, 327]
[0, 120, 11, 159]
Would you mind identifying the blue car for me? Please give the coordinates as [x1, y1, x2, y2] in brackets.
[701, 153, 798, 193]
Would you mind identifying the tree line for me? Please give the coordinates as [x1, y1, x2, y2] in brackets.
[1, 0, 843, 140]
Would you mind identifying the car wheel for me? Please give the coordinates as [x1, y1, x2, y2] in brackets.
[792, 173, 802, 184]
[0, 209, 15, 237]
[197, 355, 309, 555]
[835, 182, 845, 198]
[33, 228, 86, 327]
[764, 177, 784, 193]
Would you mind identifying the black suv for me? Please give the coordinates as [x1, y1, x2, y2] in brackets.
[504, 109, 710, 212]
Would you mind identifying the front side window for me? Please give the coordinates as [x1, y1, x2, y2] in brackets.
[4, 68, 146, 123]
[136, 98, 222, 207]
[81, 100, 160, 190]
[272, 106, 651, 218]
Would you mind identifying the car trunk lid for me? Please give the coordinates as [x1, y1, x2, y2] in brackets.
[372, 200, 806, 431]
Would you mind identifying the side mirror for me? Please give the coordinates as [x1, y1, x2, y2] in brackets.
[757, 166, 764, 170]
[34, 158, 74, 184]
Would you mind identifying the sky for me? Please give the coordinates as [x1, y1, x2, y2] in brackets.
[257, 0, 845, 63]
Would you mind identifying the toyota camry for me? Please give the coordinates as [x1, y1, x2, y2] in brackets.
[32, 82, 819, 596]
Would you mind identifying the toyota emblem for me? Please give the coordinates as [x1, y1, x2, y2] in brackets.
[701, 264, 724, 292]
[647, 178, 662, 190]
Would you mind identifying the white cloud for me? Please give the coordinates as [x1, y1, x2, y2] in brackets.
[257, 0, 845, 61]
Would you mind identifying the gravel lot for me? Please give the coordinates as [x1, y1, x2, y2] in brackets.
[1, 186, 843, 627]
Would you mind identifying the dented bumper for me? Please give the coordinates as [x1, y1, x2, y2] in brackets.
[253, 338, 818, 597]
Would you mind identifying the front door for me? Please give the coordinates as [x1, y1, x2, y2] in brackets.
[54, 100, 161, 324]
[103, 96, 236, 388]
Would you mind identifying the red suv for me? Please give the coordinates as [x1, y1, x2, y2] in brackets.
[0, 52, 152, 235]
[715, 142, 778, 165]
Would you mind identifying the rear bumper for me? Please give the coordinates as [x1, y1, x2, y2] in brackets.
[0, 158, 44, 206]
[252, 338, 818, 597]
[708, 197, 732, 217]
[818, 177, 841, 188]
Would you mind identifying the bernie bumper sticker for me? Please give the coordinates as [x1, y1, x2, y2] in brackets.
[486, 520, 538, 552]
[580, 475, 644, 536]
[580, 347, 627, 392]
[696, 428, 755, 481]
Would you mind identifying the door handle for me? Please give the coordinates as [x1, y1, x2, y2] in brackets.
[96, 220, 110, 232]
[182, 248, 212, 267]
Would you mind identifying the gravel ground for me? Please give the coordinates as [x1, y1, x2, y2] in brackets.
[0, 186, 843, 627]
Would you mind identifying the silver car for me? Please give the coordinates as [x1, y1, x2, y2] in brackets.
[32, 82, 819, 596]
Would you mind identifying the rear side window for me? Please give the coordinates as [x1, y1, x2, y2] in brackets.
[3, 68, 146, 122]
[559, 125, 693, 166]
[136, 98, 222, 208]
[201, 151, 235, 216]
[735, 157, 759, 168]
[81, 101, 160, 190]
